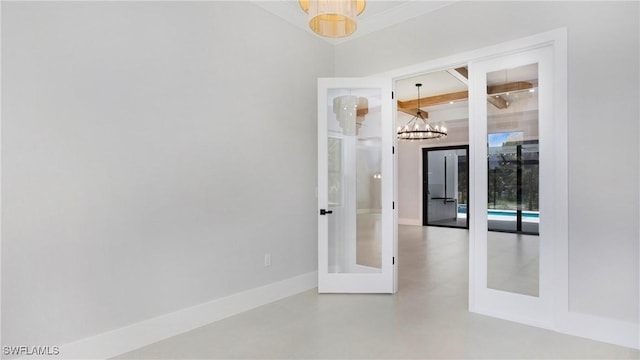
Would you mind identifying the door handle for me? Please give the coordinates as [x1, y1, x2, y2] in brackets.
[319, 209, 333, 215]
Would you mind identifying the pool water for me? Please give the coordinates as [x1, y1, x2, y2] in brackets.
[457, 205, 539, 219]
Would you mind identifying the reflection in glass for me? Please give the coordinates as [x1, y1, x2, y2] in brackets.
[487, 134, 539, 234]
[328, 137, 342, 206]
[327, 88, 382, 273]
[487, 232, 539, 296]
[486, 63, 540, 296]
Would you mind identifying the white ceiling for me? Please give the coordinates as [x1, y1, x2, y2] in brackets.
[396, 70, 466, 101]
[252, 1, 465, 101]
[252, 0, 457, 45]
[251, 1, 538, 125]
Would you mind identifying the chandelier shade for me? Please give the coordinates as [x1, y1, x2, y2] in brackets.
[299, 0, 366, 38]
[397, 83, 448, 141]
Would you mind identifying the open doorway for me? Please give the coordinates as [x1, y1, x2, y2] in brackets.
[395, 56, 543, 301]
[396, 67, 470, 227]
[390, 31, 567, 341]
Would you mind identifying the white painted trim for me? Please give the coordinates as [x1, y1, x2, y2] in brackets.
[380, 28, 636, 349]
[317, 78, 394, 294]
[53, 272, 318, 360]
[0, 1, 3, 351]
[398, 218, 420, 226]
[556, 311, 639, 350]
[393, 83, 399, 294]
[373, 28, 563, 80]
[251, 1, 456, 46]
[469, 45, 556, 329]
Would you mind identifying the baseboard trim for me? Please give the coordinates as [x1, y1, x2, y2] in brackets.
[556, 311, 639, 350]
[55, 271, 318, 359]
[399, 218, 421, 226]
[472, 306, 554, 331]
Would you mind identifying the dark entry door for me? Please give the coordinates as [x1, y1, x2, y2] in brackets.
[423, 146, 469, 229]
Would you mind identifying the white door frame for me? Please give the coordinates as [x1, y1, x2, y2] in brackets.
[352, 28, 636, 349]
[317, 77, 395, 293]
[469, 45, 555, 328]
[373, 28, 574, 340]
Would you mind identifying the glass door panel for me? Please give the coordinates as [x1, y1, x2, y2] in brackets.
[469, 45, 554, 327]
[318, 78, 394, 293]
[486, 63, 540, 296]
[423, 146, 469, 229]
[327, 89, 382, 274]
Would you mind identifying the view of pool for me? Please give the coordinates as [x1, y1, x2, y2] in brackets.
[457, 204, 540, 220]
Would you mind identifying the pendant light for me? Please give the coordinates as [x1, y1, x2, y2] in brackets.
[397, 83, 448, 141]
[299, 0, 366, 38]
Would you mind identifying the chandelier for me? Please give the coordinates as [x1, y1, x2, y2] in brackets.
[397, 83, 447, 141]
[299, 0, 366, 38]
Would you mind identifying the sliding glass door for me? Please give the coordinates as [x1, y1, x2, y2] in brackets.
[423, 146, 469, 229]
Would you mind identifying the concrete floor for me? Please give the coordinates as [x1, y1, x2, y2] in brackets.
[114, 225, 638, 359]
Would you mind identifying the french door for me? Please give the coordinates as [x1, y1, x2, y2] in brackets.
[317, 78, 395, 293]
[469, 46, 555, 327]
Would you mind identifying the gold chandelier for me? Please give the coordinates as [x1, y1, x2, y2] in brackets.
[299, 0, 366, 38]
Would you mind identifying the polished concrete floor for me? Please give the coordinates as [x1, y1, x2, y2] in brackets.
[427, 217, 539, 234]
[114, 226, 638, 359]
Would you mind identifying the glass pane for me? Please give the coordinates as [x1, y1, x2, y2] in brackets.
[425, 148, 468, 228]
[486, 63, 540, 296]
[487, 133, 520, 232]
[327, 88, 382, 273]
[328, 137, 342, 207]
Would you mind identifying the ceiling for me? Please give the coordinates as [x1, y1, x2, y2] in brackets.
[396, 63, 539, 127]
[252, 1, 457, 45]
[251, 1, 538, 126]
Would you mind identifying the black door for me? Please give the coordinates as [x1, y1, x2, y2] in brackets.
[423, 146, 469, 229]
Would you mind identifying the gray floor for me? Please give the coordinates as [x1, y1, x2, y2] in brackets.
[428, 217, 539, 234]
[114, 226, 638, 359]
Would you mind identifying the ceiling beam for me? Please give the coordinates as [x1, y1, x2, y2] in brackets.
[487, 81, 534, 95]
[487, 95, 508, 109]
[447, 67, 469, 85]
[397, 80, 534, 111]
[398, 107, 428, 118]
[455, 67, 468, 78]
[397, 90, 469, 109]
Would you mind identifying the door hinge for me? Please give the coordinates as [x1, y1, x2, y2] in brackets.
[392, 146, 395, 154]
[392, 91, 394, 99]
[392, 201, 395, 210]
[393, 256, 395, 265]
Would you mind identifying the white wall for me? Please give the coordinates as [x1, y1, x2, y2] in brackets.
[335, 1, 639, 326]
[2, 0, 638, 352]
[2, 1, 332, 348]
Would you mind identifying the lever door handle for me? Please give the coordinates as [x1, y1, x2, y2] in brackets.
[319, 209, 333, 215]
